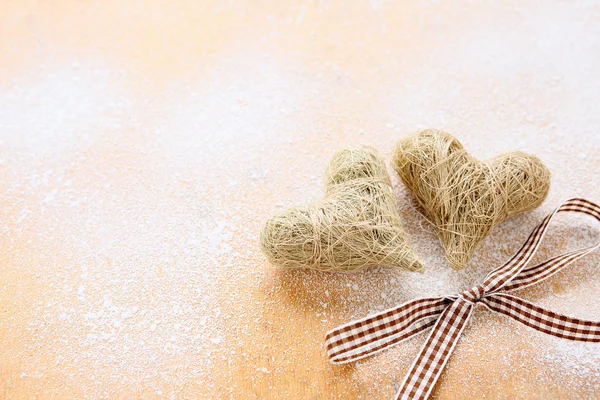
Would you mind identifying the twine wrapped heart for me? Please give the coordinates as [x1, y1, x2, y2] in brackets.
[260, 146, 423, 273]
[326, 198, 600, 400]
[393, 130, 551, 269]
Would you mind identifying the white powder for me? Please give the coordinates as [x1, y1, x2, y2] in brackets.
[1, 1, 600, 398]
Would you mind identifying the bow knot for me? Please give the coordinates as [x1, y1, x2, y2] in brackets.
[326, 198, 600, 400]
[461, 284, 486, 303]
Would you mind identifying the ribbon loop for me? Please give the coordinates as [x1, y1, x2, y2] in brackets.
[326, 198, 600, 400]
[326, 297, 452, 364]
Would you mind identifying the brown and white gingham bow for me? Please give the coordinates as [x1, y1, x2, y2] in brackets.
[326, 198, 600, 400]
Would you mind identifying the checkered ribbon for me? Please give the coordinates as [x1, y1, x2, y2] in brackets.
[326, 198, 600, 400]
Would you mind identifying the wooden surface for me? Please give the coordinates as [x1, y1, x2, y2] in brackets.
[1, 1, 600, 399]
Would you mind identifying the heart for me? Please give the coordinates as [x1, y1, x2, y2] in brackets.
[260, 146, 424, 273]
[392, 130, 551, 269]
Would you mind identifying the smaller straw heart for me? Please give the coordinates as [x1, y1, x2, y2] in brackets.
[260, 146, 423, 273]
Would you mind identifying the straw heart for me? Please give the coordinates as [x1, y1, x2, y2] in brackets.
[260, 146, 424, 273]
[326, 198, 600, 400]
[392, 130, 551, 270]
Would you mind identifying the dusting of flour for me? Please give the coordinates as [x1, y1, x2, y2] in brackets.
[1, 1, 600, 399]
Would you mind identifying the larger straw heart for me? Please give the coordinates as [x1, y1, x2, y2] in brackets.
[260, 146, 424, 273]
[392, 130, 551, 269]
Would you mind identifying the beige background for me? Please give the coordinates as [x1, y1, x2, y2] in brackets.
[1, 1, 600, 399]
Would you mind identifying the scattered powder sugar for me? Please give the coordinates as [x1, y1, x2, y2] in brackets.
[1, 1, 600, 399]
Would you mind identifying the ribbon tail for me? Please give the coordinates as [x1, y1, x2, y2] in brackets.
[395, 299, 474, 400]
[326, 297, 451, 364]
[481, 293, 600, 342]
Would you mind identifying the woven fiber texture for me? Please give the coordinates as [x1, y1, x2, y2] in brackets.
[261, 146, 423, 273]
[392, 130, 550, 269]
